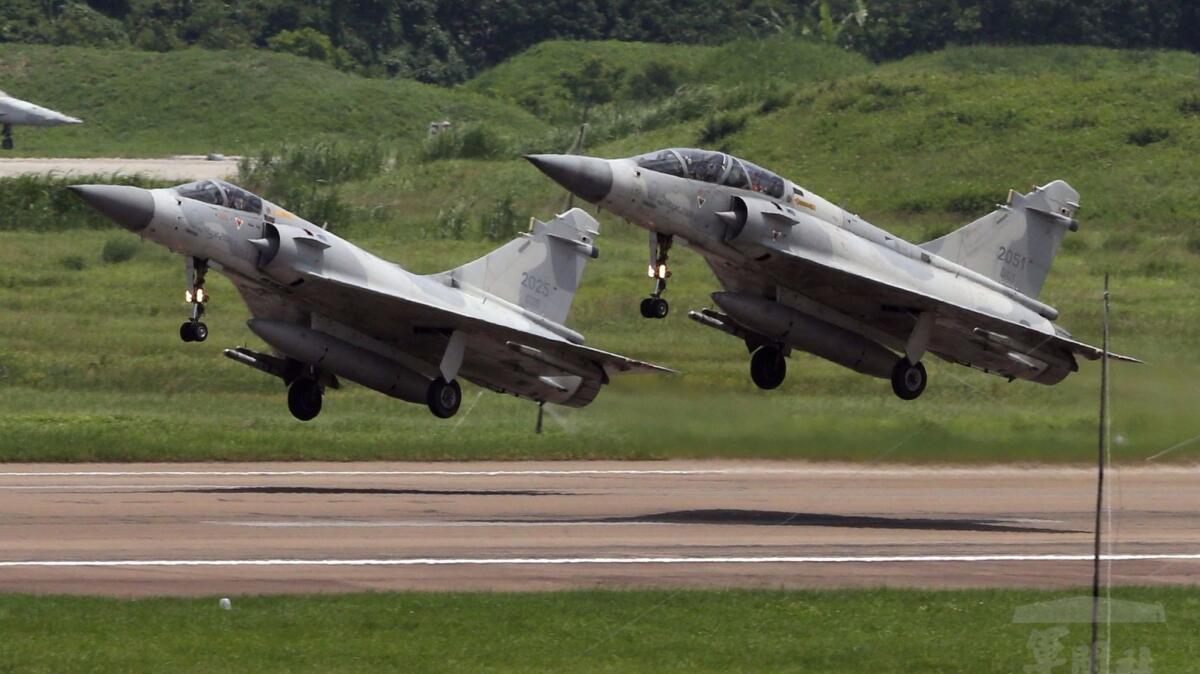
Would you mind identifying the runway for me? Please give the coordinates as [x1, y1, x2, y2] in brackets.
[1, 461, 1198, 596]
[0, 155, 238, 181]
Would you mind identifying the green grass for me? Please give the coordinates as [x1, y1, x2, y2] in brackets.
[0, 44, 545, 157]
[2, 42, 1200, 462]
[0, 227, 1193, 463]
[0, 588, 1196, 672]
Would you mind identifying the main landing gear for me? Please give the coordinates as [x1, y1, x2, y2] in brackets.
[750, 345, 787, 390]
[890, 311, 935, 401]
[179, 257, 209, 343]
[639, 232, 672, 319]
[2, 124, 13, 150]
[287, 377, 323, 421]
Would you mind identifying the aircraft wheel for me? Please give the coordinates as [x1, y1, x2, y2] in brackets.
[750, 346, 786, 390]
[426, 377, 462, 419]
[640, 297, 669, 319]
[192, 322, 208, 342]
[1, 137, 12, 150]
[287, 379, 323, 421]
[179, 322, 195, 342]
[890, 358, 927, 401]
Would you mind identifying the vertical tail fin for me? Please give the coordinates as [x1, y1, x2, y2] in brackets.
[919, 180, 1079, 299]
[438, 208, 600, 326]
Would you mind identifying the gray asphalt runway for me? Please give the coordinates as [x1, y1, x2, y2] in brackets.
[1, 461, 1197, 596]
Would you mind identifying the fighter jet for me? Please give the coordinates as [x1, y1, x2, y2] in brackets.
[528, 149, 1136, 400]
[0, 90, 82, 149]
[70, 179, 669, 421]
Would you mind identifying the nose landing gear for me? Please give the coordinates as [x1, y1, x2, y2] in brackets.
[180, 257, 209, 343]
[640, 232, 673, 319]
[2, 124, 13, 150]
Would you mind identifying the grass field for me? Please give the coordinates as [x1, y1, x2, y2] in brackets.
[1, 40, 1198, 462]
[0, 588, 1194, 672]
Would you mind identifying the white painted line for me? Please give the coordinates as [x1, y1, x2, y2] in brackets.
[1, 553, 1198, 567]
[0, 484, 263, 491]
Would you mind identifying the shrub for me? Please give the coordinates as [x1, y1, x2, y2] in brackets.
[626, 61, 682, 101]
[59, 256, 86, 271]
[419, 125, 508, 161]
[1184, 233, 1200, 256]
[1101, 231, 1143, 252]
[479, 194, 520, 241]
[431, 201, 470, 240]
[101, 237, 138, 264]
[1126, 126, 1169, 146]
[698, 112, 747, 145]
[1178, 95, 1200, 116]
[941, 190, 996, 215]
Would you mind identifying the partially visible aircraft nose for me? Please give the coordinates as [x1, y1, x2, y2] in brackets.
[525, 154, 613, 203]
[69, 184, 154, 232]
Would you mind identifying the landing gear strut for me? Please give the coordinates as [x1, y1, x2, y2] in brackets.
[750, 345, 787, 390]
[287, 377, 323, 421]
[179, 257, 209, 343]
[1, 124, 12, 150]
[639, 232, 672, 319]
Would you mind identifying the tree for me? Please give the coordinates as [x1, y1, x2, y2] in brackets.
[559, 56, 624, 124]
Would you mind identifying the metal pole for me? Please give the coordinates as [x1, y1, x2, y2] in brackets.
[1089, 273, 1110, 674]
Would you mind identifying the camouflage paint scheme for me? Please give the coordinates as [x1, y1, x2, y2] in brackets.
[70, 180, 669, 420]
[528, 149, 1135, 400]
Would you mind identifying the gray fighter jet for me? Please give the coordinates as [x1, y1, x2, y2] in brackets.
[0, 90, 82, 149]
[528, 149, 1136, 400]
[70, 180, 669, 420]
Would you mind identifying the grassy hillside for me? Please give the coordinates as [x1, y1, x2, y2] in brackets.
[1, 40, 1199, 462]
[0, 44, 545, 157]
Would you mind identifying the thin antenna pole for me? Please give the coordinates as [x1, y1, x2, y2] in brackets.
[1089, 273, 1110, 674]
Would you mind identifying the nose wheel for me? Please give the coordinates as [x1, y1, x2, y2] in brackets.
[180, 257, 209, 343]
[641, 232, 673, 319]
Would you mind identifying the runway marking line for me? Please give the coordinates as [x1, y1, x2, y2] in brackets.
[3, 466, 1199, 478]
[2, 554, 1199, 567]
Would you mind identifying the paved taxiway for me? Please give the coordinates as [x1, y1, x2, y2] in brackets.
[0, 155, 238, 181]
[1, 461, 1197, 596]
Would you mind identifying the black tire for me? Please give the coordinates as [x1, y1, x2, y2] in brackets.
[890, 358, 927, 401]
[193, 322, 208, 342]
[426, 377, 462, 419]
[651, 297, 669, 319]
[179, 322, 195, 342]
[639, 297, 655, 318]
[750, 346, 786, 390]
[287, 379, 323, 421]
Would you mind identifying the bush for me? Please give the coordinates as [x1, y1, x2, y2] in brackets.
[1178, 95, 1200, 116]
[1126, 126, 1169, 146]
[942, 190, 997, 215]
[420, 125, 509, 162]
[1184, 233, 1200, 256]
[698, 112, 747, 145]
[479, 194, 520, 241]
[431, 201, 470, 240]
[267, 28, 352, 69]
[627, 61, 682, 101]
[59, 256, 86, 271]
[1101, 231, 1143, 252]
[101, 237, 138, 264]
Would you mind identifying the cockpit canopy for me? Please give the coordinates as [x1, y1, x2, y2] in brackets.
[174, 179, 263, 215]
[631, 148, 786, 199]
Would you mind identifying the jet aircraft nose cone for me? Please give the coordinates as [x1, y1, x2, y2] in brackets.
[525, 154, 613, 203]
[69, 184, 154, 232]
